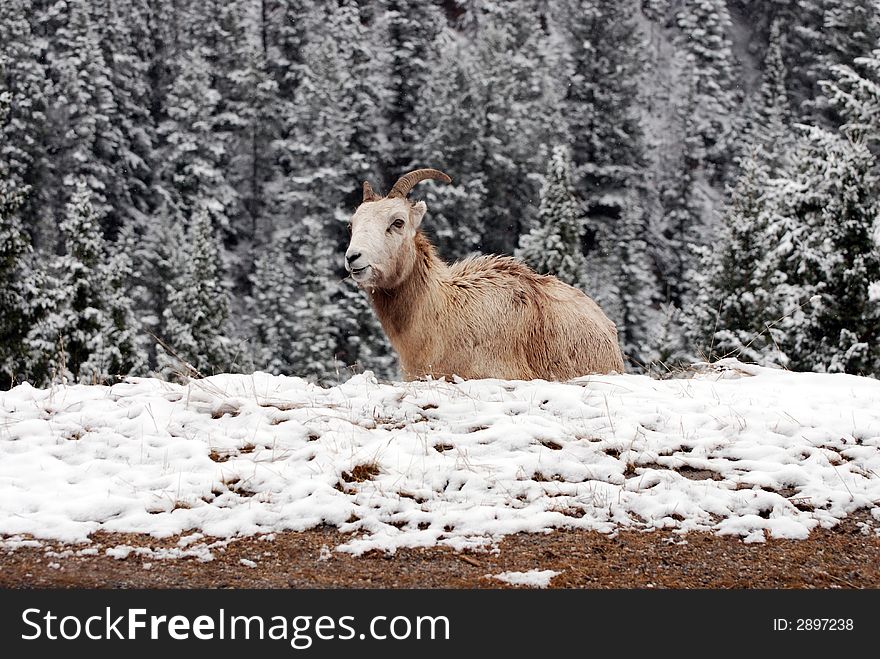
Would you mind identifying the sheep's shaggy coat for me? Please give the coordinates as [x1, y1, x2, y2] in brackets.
[363, 232, 624, 381]
[345, 169, 625, 381]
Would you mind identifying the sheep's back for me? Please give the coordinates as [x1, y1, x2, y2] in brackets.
[443, 256, 624, 377]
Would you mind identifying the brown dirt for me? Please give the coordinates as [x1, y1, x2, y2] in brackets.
[2, 515, 878, 589]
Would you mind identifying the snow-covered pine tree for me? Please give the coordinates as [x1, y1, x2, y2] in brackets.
[159, 205, 239, 379]
[27, 179, 143, 384]
[674, 0, 740, 181]
[640, 0, 671, 22]
[647, 72, 710, 367]
[139, 0, 183, 111]
[410, 27, 485, 259]
[276, 0, 389, 219]
[691, 43, 880, 375]
[769, 127, 880, 375]
[796, 0, 880, 125]
[557, 0, 663, 363]
[261, 0, 313, 238]
[654, 76, 707, 308]
[762, 0, 879, 126]
[135, 203, 186, 370]
[381, 0, 446, 178]
[687, 153, 787, 366]
[267, 0, 394, 379]
[89, 0, 156, 237]
[0, 88, 36, 387]
[236, 34, 279, 244]
[411, 1, 565, 259]
[739, 19, 794, 173]
[0, 2, 51, 240]
[596, 198, 660, 369]
[80, 222, 148, 381]
[470, 0, 564, 255]
[264, 0, 311, 99]
[555, 0, 646, 203]
[644, 302, 690, 374]
[190, 0, 277, 249]
[727, 37, 880, 375]
[156, 46, 238, 238]
[248, 240, 297, 375]
[286, 216, 346, 382]
[40, 0, 123, 229]
[516, 146, 586, 287]
[153, 40, 240, 360]
[822, 47, 880, 146]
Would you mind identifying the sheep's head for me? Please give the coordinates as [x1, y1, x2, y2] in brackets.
[345, 168, 451, 289]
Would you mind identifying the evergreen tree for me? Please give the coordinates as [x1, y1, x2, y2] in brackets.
[249, 241, 297, 375]
[261, 0, 312, 237]
[771, 127, 880, 375]
[645, 302, 690, 373]
[471, 0, 564, 255]
[195, 1, 277, 247]
[688, 153, 787, 365]
[237, 38, 279, 243]
[410, 27, 485, 259]
[595, 198, 660, 368]
[740, 19, 794, 173]
[675, 0, 740, 180]
[381, 0, 447, 176]
[266, 1, 394, 378]
[156, 48, 238, 237]
[822, 47, 880, 145]
[551, 0, 658, 361]
[80, 223, 148, 381]
[553, 0, 646, 237]
[412, 1, 564, 258]
[0, 88, 36, 386]
[42, 0, 124, 228]
[691, 46, 880, 375]
[798, 0, 880, 124]
[27, 180, 143, 384]
[0, 0, 51, 240]
[339, 284, 397, 380]
[264, 0, 311, 99]
[287, 217, 345, 382]
[159, 205, 238, 379]
[654, 77, 707, 308]
[516, 146, 586, 287]
[90, 0, 157, 235]
[272, 0, 389, 224]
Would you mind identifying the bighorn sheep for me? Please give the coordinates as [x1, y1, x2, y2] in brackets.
[345, 168, 625, 380]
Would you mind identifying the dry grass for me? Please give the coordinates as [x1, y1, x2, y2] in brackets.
[342, 462, 381, 483]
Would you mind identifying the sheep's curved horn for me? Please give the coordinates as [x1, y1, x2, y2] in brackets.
[362, 180, 379, 202]
[387, 168, 452, 199]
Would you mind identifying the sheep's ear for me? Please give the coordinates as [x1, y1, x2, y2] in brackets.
[411, 201, 428, 228]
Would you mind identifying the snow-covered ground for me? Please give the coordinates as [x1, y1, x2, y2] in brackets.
[1, 360, 878, 556]
[489, 570, 560, 588]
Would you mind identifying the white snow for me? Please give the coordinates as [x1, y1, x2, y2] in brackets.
[490, 569, 560, 588]
[1, 359, 878, 556]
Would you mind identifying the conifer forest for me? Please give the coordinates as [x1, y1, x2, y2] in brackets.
[1, 0, 879, 387]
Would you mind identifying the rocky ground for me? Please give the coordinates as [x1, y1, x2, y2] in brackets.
[2, 514, 878, 589]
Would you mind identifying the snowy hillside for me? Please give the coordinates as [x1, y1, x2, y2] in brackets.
[1, 361, 878, 556]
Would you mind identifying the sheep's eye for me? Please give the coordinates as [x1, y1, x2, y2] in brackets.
[390, 218, 405, 230]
